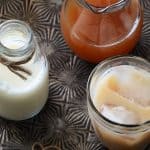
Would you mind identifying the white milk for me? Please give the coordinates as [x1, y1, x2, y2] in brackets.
[0, 30, 28, 49]
[0, 60, 49, 120]
[92, 65, 150, 124]
[0, 20, 49, 120]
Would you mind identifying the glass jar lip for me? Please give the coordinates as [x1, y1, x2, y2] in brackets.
[77, 0, 130, 13]
[0, 19, 33, 57]
[87, 55, 150, 131]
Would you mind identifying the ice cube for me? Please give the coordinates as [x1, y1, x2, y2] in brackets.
[100, 104, 140, 125]
[107, 66, 150, 107]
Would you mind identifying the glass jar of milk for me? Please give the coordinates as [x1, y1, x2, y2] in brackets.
[0, 20, 49, 120]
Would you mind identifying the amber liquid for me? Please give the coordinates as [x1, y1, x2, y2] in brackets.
[60, 0, 143, 63]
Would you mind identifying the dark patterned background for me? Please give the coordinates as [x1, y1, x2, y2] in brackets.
[0, 0, 149, 150]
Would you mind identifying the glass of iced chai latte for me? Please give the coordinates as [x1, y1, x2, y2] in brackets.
[87, 56, 150, 150]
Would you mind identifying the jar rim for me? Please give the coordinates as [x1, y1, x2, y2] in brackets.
[87, 55, 150, 134]
[0, 19, 33, 57]
[77, 0, 130, 13]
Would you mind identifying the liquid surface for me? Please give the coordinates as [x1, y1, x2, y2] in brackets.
[92, 65, 150, 124]
[85, 0, 119, 7]
[0, 30, 29, 49]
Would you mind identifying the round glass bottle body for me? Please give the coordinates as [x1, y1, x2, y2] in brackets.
[0, 20, 49, 120]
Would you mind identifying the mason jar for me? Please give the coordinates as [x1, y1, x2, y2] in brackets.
[87, 56, 150, 150]
[0, 20, 49, 120]
[60, 0, 143, 63]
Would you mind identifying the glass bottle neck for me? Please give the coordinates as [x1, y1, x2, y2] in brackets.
[0, 20, 34, 58]
[77, 0, 130, 13]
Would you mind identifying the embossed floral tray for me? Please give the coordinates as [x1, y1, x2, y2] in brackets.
[0, 0, 150, 150]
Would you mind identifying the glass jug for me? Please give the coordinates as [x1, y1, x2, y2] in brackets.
[0, 20, 49, 120]
[60, 0, 143, 63]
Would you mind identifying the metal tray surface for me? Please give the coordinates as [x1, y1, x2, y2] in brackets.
[0, 0, 150, 149]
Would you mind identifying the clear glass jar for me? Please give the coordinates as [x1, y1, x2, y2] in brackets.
[0, 20, 49, 120]
[60, 0, 143, 63]
[87, 56, 150, 150]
